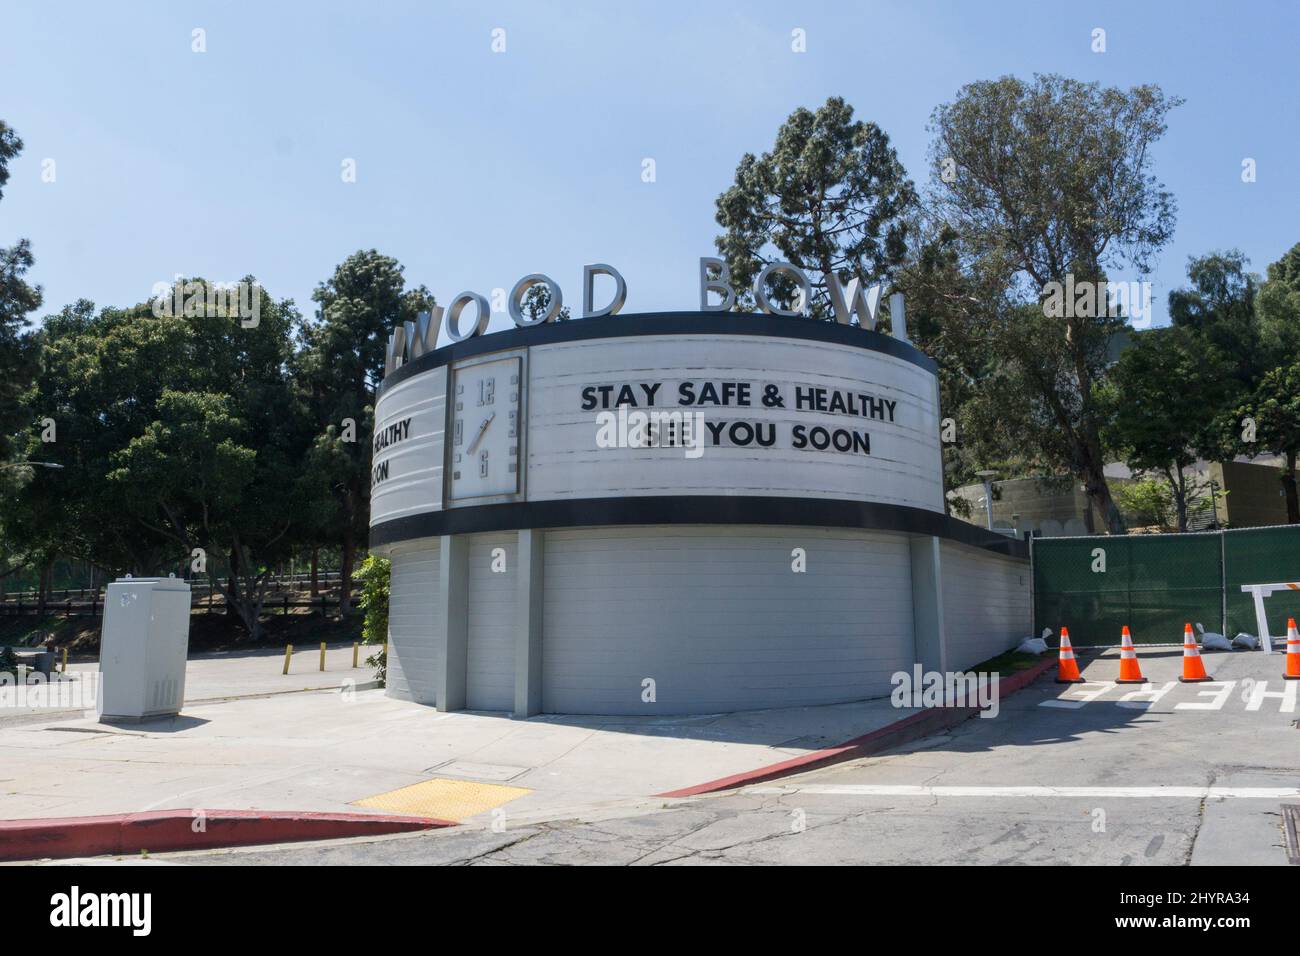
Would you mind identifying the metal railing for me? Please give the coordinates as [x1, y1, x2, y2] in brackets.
[0, 574, 359, 618]
[0, 570, 345, 604]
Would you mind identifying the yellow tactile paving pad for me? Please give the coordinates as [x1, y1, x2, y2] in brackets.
[353, 777, 531, 821]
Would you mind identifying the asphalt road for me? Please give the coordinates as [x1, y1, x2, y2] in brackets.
[134, 646, 1300, 866]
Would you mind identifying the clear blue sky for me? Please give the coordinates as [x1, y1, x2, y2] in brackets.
[3, 0, 1298, 336]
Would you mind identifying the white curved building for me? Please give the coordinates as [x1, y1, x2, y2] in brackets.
[370, 311, 1030, 716]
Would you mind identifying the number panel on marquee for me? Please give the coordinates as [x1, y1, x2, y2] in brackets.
[447, 354, 524, 502]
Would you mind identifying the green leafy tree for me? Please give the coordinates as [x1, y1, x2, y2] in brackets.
[1114, 479, 1175, 531]
[13, 281, 312, 638]
[522, 282, 570, 322]
[115, 282, 311, 637]
[1199, 244, 1300, 519]
[1255, 242, 1300, 373]
[296, 251, 433, 615]
[896, 224, 1014, 510]
[9, 301, 179, 579]
[1237, 362, 1300, 524]
[714, 96, 917, 316]
[356, 555, 390, 683]
[356, 554, 390, 645]
[1104, 326, 1235, 531]
[927, 74, 1183, 534]
[1167, 250, 1261, 388]
[0, 120, 43, 483]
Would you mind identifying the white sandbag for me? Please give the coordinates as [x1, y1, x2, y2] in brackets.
[1016, 627, 1053, 655]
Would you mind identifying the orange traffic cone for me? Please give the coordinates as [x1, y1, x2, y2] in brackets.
[1116, 626, 1147, 684]
[1284, 618, 1300, 681]
[1178, 622, 1212, 683]
[1056, 627, 1084, 683]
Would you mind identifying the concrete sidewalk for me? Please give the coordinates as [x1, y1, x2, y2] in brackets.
[0, 643, 375, 727]
[0, 681, 936, 828]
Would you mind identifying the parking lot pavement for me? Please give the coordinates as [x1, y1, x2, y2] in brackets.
[161, 643, 1299, 865]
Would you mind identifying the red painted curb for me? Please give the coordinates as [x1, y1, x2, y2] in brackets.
[659, 656, 1057, 798]
[0, 809, 455, 862]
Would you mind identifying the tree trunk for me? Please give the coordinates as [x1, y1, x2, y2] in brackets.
[223, 568, 266, 641]
[224, 548, 241, 624]
[1170, 467, 1188, 533]
[37, 559, 52, 616]
[228, 590, 263, 641]
[310, 548, 319, 598]
[1284, 450, 1299, 525]
[339, 531, 355, 617]
[1062, 309, 1126, 536]
[1079, 450, 1126, 535]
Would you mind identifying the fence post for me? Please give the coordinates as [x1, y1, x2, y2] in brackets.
[1219, 529, 1228, 637]
[1028, 533, 1036, 639]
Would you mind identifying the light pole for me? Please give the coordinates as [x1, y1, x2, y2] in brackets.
[975, 469, 998, 531]
[0, 461, 63, 470]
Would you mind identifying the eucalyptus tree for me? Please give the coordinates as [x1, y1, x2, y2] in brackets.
[926, 74, 1183, 534]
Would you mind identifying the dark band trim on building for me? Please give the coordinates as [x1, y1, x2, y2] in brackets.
[369, 496, 1029, 559]
[379, 310, 938, 396]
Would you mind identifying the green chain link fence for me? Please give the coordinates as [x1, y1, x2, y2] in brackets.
[1032, 524, 1300, 646]
[1224, 526, 1300, 638]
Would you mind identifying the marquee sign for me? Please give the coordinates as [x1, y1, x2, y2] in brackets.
[369, 323, 944, 531]
[383, 258, 909, 377]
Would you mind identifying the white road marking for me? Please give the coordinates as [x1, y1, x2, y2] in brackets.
[746, 785, 1300, 799]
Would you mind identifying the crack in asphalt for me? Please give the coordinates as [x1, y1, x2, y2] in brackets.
[1184, 765, 1233, 866]
[456, 827, 547, 865]
[467, 795, 879, 866]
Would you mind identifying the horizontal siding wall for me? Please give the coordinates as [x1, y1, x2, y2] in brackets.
[542, 526, 913, 715]
[465, 532, 516, 711]
[386, 541, 441, 705]
[940, 540, 1031, 671]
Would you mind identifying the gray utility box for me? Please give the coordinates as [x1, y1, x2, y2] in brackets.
[97, 576, 191, 721]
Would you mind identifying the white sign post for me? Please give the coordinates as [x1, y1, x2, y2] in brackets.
[1239, 582, 1300, 654]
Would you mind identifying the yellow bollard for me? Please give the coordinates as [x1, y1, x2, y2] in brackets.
[352, 642, 359, 668]
[61, 647, 68, 673]
[282, 644, 293, 675]
[319, 642, 326, 672]
[382, 640, 388, 659]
